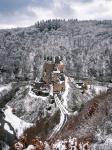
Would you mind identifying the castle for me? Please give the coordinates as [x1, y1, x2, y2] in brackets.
[32, 56, 65, 96]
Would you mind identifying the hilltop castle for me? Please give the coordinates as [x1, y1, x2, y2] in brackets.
[42, 56, 65, 93]
[33, 56, 65, 96]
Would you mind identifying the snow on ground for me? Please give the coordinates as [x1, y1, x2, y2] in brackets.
[62, 76, 70, 108]
[55, 95, 78, 115]
[70, 78, 108, 96]
[105, 138, 112, 145]
[92, 137, 112, 150]
[87, 85, 108, 95]
[28, 85, 47, 100]
[25, 145, 36, 150]
[49, 84, 53, 96]
[0, 83, 12, 93]
[4, 106, 33, 137]
[28, 90, 47, 100]
[53, 70, 60, 73]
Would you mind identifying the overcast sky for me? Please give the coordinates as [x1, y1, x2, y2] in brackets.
[0, 0, 112, 29]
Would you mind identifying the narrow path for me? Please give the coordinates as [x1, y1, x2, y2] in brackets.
[49, 94, 78, 139]
[49, 94, 68, 138]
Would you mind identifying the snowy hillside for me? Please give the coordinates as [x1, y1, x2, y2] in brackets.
[0, 20, 112, 84]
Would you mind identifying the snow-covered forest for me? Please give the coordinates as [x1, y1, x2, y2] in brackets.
[0, 19, 112, 83]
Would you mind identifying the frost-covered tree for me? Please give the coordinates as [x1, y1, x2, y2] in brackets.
[0, 19, 112, 83]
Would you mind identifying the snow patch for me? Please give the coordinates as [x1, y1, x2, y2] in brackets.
[49, 84, 53, 96]
[88, 85, 108, 95]
[0, 83, 12, 93]
[28, 86, 47, 100]
[105, 138, 112, 144]
[4, 106, 33, 137]
[53, 70, 60, 73]
[62, 76, 70, 108]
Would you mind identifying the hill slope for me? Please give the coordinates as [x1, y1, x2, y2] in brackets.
[0, 20, 112, 83]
